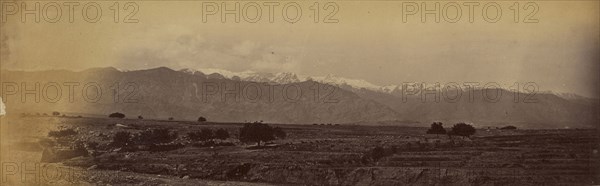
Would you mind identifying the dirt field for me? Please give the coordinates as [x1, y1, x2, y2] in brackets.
[1, 116, 598, 185]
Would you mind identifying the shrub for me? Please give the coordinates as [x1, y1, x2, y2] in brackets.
[273, 127, 286, 139]
[138, 115, 144, 119]
[371, 146, 386, 161]
[214, 129, 230, 140]
[86, 141, 99, 150]
[111, 131, 132, 147]
[168, 117, 174, 121]
[198, 117, 207, 122]
[48, 129, 77, 138]
[149, 143, 185, 152]
[109, 112, 126, 119]
[52, 111, 60, 116]
[226, 163, 253, 179]
[135, 128, 178, 145]
[362, 146, 396, 163]
[188, 128, 214, 141]
[192, 141, 235, 147]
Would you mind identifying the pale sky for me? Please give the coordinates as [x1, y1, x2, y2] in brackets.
[1, 1, 598, 97]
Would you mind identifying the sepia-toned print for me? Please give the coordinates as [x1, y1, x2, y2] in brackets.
[0, 1, 598, 185]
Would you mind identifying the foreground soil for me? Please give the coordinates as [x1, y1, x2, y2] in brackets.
[1, 116, 598, 185]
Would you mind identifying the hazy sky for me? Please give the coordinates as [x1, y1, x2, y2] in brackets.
[1, 1, 598, 97]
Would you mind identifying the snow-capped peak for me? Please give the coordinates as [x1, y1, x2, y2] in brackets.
[178, 68, 400, 93]
[179, 68, 197, 74]
[201, 68, 256, 79]
[540, 91, 587, 100]
[311, 74, 381, 91]
[381, 85, 400, 93]
[272, 72, 301, 84]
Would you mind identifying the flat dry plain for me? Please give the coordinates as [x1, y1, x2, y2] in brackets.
[1, 116, 598, 185]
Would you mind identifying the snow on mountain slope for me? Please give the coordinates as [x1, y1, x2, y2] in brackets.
[309, 74, 399, 93]
[179, 68, 592, 99]
[179, 68, 399, 93]
[540, 91, 592, 101]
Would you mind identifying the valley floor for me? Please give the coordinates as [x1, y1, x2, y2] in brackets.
[1, 116, 598, 185]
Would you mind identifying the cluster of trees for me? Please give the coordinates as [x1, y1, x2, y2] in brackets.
[23, 112, 79, 118]
[501, 125, 517, 130]
[109, 112, 209, 123]
[136, 128, 179, 144]
[104, 114, 287, 148]
[109, 112, 126, 119]
[111, 128, 179, 147]
[110, 124, 287, 147]
[239, 123, 286, 146]
[187, 128, 230, 141]
[426, 122, 476, 138]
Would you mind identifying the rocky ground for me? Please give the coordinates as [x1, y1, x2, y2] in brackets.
[1, 116, 598, 185]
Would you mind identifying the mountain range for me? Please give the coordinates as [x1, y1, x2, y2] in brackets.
[1, 67, 597, 128]
[179, 68, 399, 93]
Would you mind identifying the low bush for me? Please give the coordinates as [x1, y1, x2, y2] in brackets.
[48, 128, 77, 138]
[362, 145, 398, 163]
[192, 141, 235, 148]
[214, 129, 230, 140]
[149, 143, 185, 152]
[188, 128, 213, 141]
[134, 128, 178, 145]
[501, 125, 517, 130]
[111, 131, 132, 147]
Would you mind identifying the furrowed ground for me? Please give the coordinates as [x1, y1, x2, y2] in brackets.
[1, 116, 598, 185]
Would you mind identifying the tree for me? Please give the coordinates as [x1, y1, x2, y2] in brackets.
[426, 122, 446, 137]
[214, 129, 230, 140]
[168, 117, 174, 121]
[138, 115, 144, 119]
[109, 112, 126, 119]
[239, 123, 284, 147]
[52, 111, 60, 116]
[450, 123, 476, 138]
[198, 117, 207, 122]
[501, 125, 517, 130]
